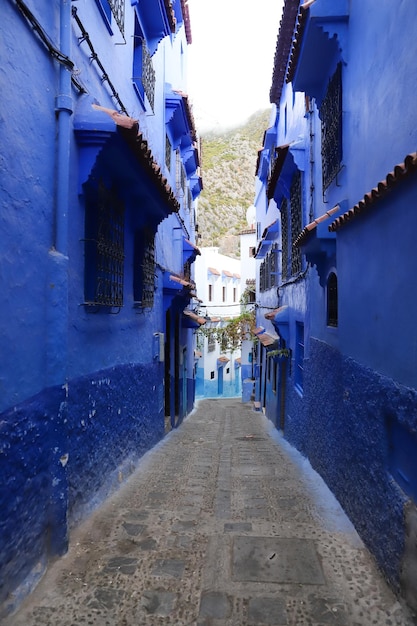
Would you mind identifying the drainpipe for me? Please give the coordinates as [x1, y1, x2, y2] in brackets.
[46, 0, 72, 387]
[55, 0, 73, 255]
[45, 0, 74, 558]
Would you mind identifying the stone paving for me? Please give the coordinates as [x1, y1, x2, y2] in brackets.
[5, 398, 416, 625]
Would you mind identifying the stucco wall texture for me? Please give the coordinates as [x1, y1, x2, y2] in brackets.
[0, 362, 164, 608]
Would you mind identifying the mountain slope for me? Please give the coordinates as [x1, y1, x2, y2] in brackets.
[197, 109, 271, 257]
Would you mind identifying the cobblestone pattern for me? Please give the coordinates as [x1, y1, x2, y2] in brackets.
[5, 399, 416, 625]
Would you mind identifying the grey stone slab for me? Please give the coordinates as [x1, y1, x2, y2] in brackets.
[199, 591, 232, 619]
[122, 522, 145, 536]
[232, 536, 325, 584]
[224, 522, 252, 532]
[307, 595, 349, 625]
[141, 590, 177, 616]
[138, 537, 157, 551]
[248, 596, 287, 625]
[105, 556, 138, 575]
[152, 558, 185, 579]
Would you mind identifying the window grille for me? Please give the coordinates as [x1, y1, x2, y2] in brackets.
[175, 151, 185, 194]
[327, 272, 338, 327]
[108, 0, 124, 34]
[183, 259, 191, 282]
[290, 170, 302, 276]
[280, 198, 289, 281]
[208, 336, 215, 353]
[321, 63, 343, 191]
[141, 235, 155, 308]
[134, 229, 155, 308]
[165, 134, 172, 171]
[85, 180, 125, 308]
[142, 44, 155, 110]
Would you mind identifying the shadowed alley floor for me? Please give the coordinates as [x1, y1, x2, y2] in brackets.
[5, 399, 416, 625]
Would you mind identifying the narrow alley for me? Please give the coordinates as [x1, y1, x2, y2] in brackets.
[5, 399, 415, 626]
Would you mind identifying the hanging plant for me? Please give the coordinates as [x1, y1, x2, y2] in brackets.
[197, 309, 256, 352]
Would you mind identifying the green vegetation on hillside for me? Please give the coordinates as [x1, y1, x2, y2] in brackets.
[197, 109, 271, 257]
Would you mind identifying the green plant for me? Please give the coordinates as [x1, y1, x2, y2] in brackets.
[197, 309, 256, 352]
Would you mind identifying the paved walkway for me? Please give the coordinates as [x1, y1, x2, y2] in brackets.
[6, 399, 416, 625]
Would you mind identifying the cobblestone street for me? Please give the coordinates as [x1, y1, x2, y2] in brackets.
[5, 399, 416, 625]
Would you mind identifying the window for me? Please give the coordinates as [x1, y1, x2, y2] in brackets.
[233, 287, 237, 302]
[134, 229, 155, 308]
[327, 272, 338, 327]
[165, 134, 172, 171]
[259, 244, 278, 292]
[133, 15, 155, 110]
[208, 335, 215, 353]
[280, 198, 289, 281]
[176, 151, 186, 196]
[290, 170, 302, 276]
[222, 286, 226, 302]
[321, 63, 343, 191]
[208, 284, 213, 301]
[295, 322, 304, 393]
[249, 246, 256, 257]
[96, 0, 125, 35]
[210, 371, 215, 379]
[84, 180, 124, 308]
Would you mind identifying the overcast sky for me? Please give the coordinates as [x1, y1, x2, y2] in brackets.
[187, 0, 284, 132]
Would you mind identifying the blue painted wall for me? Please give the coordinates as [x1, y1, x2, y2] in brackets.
[0, 0, 200, 614]
[254, 0, 417, 606]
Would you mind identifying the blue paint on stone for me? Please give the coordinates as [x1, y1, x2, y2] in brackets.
[0, 363, 164, 607]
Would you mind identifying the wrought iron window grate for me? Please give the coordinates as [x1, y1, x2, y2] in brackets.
[141, 235, 156, 308]
[280, 198, 289, 281]
[290, 170, 302, 276]
[143, 44, 155, 110]
[109, 0, 125, 35]
[321, 63, 343, 191]
[86, 181, 125, 308]
[165, 134, 172, 171]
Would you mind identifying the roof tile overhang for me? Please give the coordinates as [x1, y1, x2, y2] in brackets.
[257, 332, 279, 349]
[183, 310, 206, 328]
[180, 0, 192, 44]
[270, 0, 302, 106]
[208, 267, 221, 276]
[286, 0, 349, 106]
[183, 238, 201, 262]
[74, 100, 179, 220]
[166, 90, 197, 144]
[267, 305, 290, 342]
[222, 270, 233, 278]
[293, 203, 345, 287]
[329, 152, 417, 232]
[217, 356, 230, 366]
[267, 145, 290, 200]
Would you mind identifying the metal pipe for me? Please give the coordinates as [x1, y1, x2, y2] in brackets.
[55, 0, 73, 255]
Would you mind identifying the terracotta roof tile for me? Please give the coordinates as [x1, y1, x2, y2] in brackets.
[270, 0, 302, 105]
[258, 332, 279, 347]
[293, 205, 340, 247]
[183, 310, 206, 325]
[264, 305, 288, 320]
[286, 5, 309, 84]
[208, 267, 220, 276]
[222, 270, 233, 278]
[180, 0, 192, 44]
[329, 152, 417, 232]
[218, 355, 230, 364]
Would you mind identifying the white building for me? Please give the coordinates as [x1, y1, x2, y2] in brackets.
[239, 206, 257, 401]
[194, 248, 241, 397]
